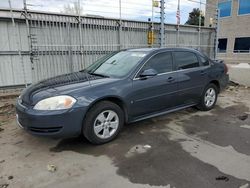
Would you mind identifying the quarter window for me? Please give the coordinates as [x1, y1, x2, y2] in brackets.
[174, 52, 200, 70]
[218, 1, 232, 17]
[234, 37, 250, 53]
[141, 52, 173, 74]
[238, 0, 250, 15]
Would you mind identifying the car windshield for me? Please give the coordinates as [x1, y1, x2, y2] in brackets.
[85, 51, 148, 78]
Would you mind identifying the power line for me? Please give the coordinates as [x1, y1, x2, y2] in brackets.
[83, 9, 159, 17]
[84, 0, 155, 7]
[82, 4, 160, 12]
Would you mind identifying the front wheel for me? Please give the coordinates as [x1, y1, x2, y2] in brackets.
[197, 83, 218, 111]
[83, 101, 124, 144]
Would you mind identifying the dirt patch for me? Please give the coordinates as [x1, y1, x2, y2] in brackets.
[0, 184, 9, 188]
[228, 81, 240, 87]
[7, 176, 13, 181]
[238, 113, 248, 121]
[216, 176, 229, 182]
[180, 104, 250, 155]
[50, 115, 249, 188]
[1, 87, 250, 188]
[0, 94, 19, 101]
[0, 95, 17, 128]
[0, 104, 15, 115]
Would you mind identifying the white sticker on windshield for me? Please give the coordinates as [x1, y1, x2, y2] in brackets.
[131, 53, 146, 57]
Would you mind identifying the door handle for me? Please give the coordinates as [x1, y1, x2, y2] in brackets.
[167, 77, 175, 82]
[200, 70, 206, 76]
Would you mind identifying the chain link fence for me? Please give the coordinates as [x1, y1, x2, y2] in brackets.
[0, 9, 216, 87]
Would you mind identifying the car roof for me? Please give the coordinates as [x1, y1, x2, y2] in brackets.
[125, 47, 200, 54]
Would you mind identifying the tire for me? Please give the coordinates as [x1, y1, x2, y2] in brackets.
[197, 83, 218, 111]
[83, 101, 124, 144]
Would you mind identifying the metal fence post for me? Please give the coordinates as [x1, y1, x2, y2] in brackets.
[78, 0, 85, 71]
[118, 0, 122, 50]
[23, 0, 34, 84]
[177, 0, 180, 47]
[9, 0, 28, 87]
[160, 0, 165, 47]
[198, 0, 202, 50]
[67, 22, 73, 73]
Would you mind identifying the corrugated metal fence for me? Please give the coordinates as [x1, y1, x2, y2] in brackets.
[0, 9, 216, 87]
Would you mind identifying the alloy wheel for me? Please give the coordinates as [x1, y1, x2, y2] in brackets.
[93, 110, 119, 139]
[204, 88, 216, 108]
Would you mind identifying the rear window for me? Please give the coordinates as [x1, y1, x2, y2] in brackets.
[174, 52, 200, 70]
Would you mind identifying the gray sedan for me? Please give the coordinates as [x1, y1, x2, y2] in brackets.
[16, 48, 229, 144]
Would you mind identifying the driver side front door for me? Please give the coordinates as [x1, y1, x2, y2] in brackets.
[129, 51, 178, 118]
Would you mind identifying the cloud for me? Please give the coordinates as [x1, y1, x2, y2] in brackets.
[0, 0, 23, 8]
[0, 0, 206, 24]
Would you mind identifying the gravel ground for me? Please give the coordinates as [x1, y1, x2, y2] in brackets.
[0, 85, 250, 188]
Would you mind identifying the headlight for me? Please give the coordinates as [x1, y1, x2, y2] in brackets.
[34, 95, 76, 111]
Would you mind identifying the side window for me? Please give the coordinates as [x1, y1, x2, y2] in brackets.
[174, 52, 199, 70]
[141, 52, 173, 74]
[200, 55, 210, 66]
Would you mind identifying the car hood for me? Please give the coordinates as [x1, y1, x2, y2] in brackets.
[20, 72, 115, 106]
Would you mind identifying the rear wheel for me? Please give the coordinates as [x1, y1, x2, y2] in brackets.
[83, 101, 124, 144]
[197, 83, 218, 111]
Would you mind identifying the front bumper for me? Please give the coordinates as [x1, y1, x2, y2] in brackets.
[16, 101, 86, 138]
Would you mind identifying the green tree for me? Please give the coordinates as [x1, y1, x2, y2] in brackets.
[185, 8, 204, 26]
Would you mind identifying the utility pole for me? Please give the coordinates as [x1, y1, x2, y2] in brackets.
[214, 0, 220, 59]
[160, 0, 165, 47]
[214, 8, 220, 59]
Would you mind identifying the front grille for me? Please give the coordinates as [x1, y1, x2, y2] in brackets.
[28, 126, 62, 133]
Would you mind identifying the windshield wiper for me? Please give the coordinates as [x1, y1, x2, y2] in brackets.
[88, 72, 109, 78]
[79, 69, 109, 78]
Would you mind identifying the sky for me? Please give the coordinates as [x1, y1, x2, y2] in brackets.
[0, 0, 206, 24]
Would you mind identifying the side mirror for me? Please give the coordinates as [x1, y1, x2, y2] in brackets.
[139, 69, 157, 78]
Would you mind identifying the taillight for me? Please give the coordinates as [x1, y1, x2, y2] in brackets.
[224, 63, 228, 74]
